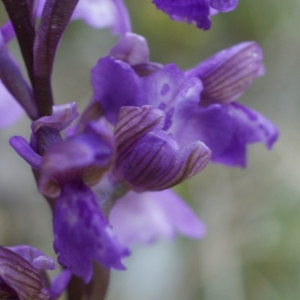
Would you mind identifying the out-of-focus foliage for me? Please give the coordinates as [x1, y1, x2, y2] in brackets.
[1, 0, 300, 299]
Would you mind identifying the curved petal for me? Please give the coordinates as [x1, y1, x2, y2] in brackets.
[9, 136, 42, 171]
[91, 57, 144, 125]
[53, 181, 129, 283]
[109, 32, 149, 66]
[8, 245, 55, 271]
[0, 246, 49, 300]
[186, 41, 264, 105]
[114, 106, 211, 191]
[109, 190, 206, 245]
[31, 102, 79, 133]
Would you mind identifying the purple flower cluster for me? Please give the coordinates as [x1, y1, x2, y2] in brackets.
[0, 0, 278, 298]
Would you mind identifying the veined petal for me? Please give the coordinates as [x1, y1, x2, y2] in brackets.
[114, 105, 165, 151]
[0, 246, 49, 300]
[8, 245, 55, 271]
[109, 32, 150, 66]
[39, 132, 113, 198]
[53, 181, 129, 283]
[91, 57, 144, 125]
[152, 0, 211, 30]
[114, 106, 211, 191]
[109, 190, 206, 245]
[31, 102, 79, 133]
[186, 41, 264, 105]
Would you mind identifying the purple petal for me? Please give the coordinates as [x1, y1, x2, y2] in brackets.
[8, 245, 55, 271]
[114, 105, 165, 149]
[0, 21, 15, 43]
[209, 0, 238, 12]
[141, 64, 202, 118]
[0, 82, 24, 128]
[108, 32, 149, 65]
[212, 102, 279, 166]
[173, 101, 278, 167]
[49, 269, 72, 299]
[91, 57, 144, 125]
[0, 246, 49, 300]
[31, 102, 79, 133]
[114, 106, 211, 191]
[186, 41, 264, 105]
[39, 132, 113, 198]
[91, 59, 202, 127]
[110, 190, 206, 245]
[152, 0, 211, 30]
[53, 181, 129, 283]
[9, 136, 42, 171]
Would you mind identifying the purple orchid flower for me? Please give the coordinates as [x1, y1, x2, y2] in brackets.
[37, 0, 131, 34]
[91, 56, 211, 190]
[0, 245, 55, 300]
[10, 103, 130, 283]
[95, 34, 278, 168]
[152, 0, 238, 30]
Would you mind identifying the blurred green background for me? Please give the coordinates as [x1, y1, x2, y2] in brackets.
[1, 0, 300, 299]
